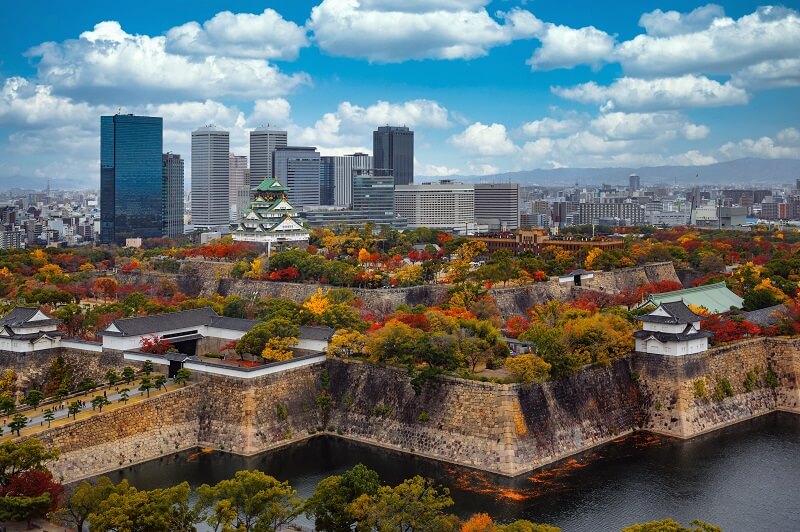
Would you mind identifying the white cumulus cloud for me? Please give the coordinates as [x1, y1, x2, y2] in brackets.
[615, 6, 800, 77]
[553, 75, 748, 111]
[166, 9, 309, 60]
[638, 4, 726, 37]
[449, 122, 517, 156]
[527, 23, 615, 70]
[26, 21, 310, 102]
[308, 0, 540, 62]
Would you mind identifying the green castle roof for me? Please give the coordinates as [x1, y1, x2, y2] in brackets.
[646, 282, 744, 314]
[251, 177, 288, 192]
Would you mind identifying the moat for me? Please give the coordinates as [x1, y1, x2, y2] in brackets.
[104, 412, 800, 531]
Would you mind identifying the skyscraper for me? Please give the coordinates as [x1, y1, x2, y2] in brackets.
[352, 169, 395, 215]
[319, 152, 373, 207]
[273, 146, 321, 208]
[373, 126, 414, 186]
[191, 126, 230, 229]
[474, 183, 520, 230]
[229, 153, 249, 222]
[249, 127, 287, 186]
[162, 152, 184, 239]
[100, 114, 163, 244]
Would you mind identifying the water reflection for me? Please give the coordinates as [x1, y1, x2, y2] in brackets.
[104, 413, 800, 531]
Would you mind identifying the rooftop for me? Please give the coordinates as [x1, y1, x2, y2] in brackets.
[645, 282, 743, 314]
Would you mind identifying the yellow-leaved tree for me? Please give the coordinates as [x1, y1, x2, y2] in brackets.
[304, 288, 330, 316]
[504, 354, 551, 383]
[327, 329, 366, 358]
[584, 247, 603, 270]
[260, 337, 297, 362]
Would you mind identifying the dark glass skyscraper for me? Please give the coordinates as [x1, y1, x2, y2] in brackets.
[373, 126, 414, 185]
[101, 114, 163, 244]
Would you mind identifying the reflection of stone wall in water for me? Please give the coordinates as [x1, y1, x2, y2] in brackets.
[115, 260, 680, 318]
[36, 337, 800, 483]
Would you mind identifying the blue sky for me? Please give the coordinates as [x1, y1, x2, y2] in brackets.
[1, 1, 799, 187]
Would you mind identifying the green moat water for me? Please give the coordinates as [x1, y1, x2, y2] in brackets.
[105, 412, 800, 531]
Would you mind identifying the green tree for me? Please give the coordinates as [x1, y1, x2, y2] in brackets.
[139, 377, 154, 398]
[8, 414, 28, 437]
[174, 368, 191, 387]
[0, 394, 16, 415]
[197, 470, 302, 532]
[155, 374, 168, 391]
[105, 368, 120, 387]
[122, 366, 136, 384]
[52, 476, 125, 532]
[23, 390, 44, 409]
[0, 438, 60, 487]
[43, 409, 55, 428]
[91, 395, 111, 412]
[88, 480, 199, 532]
[359, 476, 459, 532]
[304, 463, 380, 532]
[236, 318, 300, 358]
[621, 519, 721, 532]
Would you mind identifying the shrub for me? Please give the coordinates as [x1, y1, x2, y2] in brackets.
[713, 377, 734, 402]
[371, 403, 392, 417]
[765, 368, 778, 388]
[743, 371, 758, 392]
[693, 378, 708, 401]
[485, 357, 503, 370]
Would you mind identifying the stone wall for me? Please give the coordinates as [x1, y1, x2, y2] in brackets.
[632, 337, 800, 438]
[0, 348, 126, 392]
[36, 385, 202, 482]
[34, 336, 800, 482]
[115, 260, 679, 319]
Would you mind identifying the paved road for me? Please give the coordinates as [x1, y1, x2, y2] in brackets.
[3, 381, 172, 433]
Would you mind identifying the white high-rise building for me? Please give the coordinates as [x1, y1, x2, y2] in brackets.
[191, 126, 230, 229]
[249, 127, 287, 187]
[474, 183, 520, 230]
[394, 181, 475, 230]
[320, 153, 373, 207]
[229, 153, 249, 222]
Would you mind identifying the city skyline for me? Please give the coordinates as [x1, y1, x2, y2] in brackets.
[1, 1, 800, 189]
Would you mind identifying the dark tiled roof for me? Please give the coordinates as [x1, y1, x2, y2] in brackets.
[0, 307, 61, 328]
[299, 326, 335, 341]
[209, 316, 260, 332]
[742, 304, 788, 327]
[633, 328, 713, 343]
[638, 300, 705, 324]
[104, 307, 218, 336]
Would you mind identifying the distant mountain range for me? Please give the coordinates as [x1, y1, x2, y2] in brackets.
[2, 157, 798, 193]
[423, 158, 800, 187]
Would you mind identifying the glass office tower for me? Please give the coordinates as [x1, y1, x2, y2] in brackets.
[100, 114, 163, 244]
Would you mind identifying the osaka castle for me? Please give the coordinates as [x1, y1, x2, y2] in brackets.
[232, 177, 309, 252]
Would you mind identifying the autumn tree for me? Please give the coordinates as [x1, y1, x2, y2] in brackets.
[357, 476, 459, 532]
[304, 463, 380, 532]
[328, 329, 367, 358]
[236, 319, 300, 359]
[260, 337, 298, 362]
[196, 470, 302, 532]
[505, 354, 552, 383]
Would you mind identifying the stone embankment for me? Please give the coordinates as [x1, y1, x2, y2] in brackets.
[115, 260, 680, 318]
[31, 336, 799, 482]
